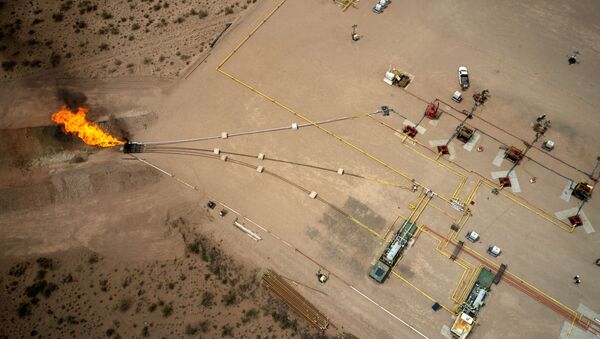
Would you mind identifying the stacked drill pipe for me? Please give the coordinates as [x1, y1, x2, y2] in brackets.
[262, 270, 330, 333]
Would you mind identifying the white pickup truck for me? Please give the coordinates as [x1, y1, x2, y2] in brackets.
[373, 0, 390, 13]
[458, 66, 469, 90]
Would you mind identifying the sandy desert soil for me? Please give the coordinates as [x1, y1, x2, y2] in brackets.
[0, 0, 258, 79]
[1, 0, 599, 338]
[0, 1, 334, 338]
[0, 218, 325, 339]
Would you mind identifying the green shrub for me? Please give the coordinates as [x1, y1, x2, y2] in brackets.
[200, 292, 213, 307]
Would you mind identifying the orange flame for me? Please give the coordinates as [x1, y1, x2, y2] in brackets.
[51, 106, 124, 147]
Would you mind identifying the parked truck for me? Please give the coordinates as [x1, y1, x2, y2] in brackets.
[458, 66, 469, 89]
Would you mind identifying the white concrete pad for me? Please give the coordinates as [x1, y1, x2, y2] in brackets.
[558, 320, 597, 339]
[448, 143, 457, 160]
[440, 325, 452, 339]
[492, 149, 507, 167]
[577, 303, 598, 321]
[428, 119, 440, 126]
[463, 132, 481, 152]
[428, 139, 448, 147]
[560, 180, 574, 202]
[403, 119, 427, 135]
[490, 170, 521, 193]
[554, 208, 595, 234]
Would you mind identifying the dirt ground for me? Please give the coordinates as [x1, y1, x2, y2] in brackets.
[1, 0, 600, 338]
[0, 0, 259, 79]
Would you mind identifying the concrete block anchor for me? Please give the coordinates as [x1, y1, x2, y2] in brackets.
[258, 153, 265, 160]
[221, 132, 228, 139]
[309, 191, 318, 199]
[291, 123, 299, 130]
[213, 148, 220, 155]
[337, 168, 344, 175]
[256, 165, 264, 173]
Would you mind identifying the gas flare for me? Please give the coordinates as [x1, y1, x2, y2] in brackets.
[51, 106, 124, 147]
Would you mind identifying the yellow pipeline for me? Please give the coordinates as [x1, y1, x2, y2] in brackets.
[463, 242, 579, 317]
[383, 215, 402, 240]
[217, 0, 288, 69]
[428, 201, 459, 222]
[361, 176, 413, 190]
[367, 115, 468, 200]
[479, 180, 575, 232]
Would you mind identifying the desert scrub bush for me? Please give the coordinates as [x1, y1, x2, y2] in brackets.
[101, 11, 113, 20]
[186, 238, 203, 254]
[222, 290, 237, 306]
[198, 10, 208, 18]
[63, 273, 74, 283]
[9, 262, 29, 277]
[73, 20, 87, 31]
[131, 23, 140, 31]
[99, 43, 109, 51]
[118, 298, 132, 312]
[200, 291, 214, 307]
[174, 17, 185, 24]
[221, 324, 234, 337]
[36, 269, 47, 280]
[224, 7, 234, 15]
[143, 57, 152, 64]
[78, 1, 97, 14]
[32, 18, 44, 25]
[36, 257, 55, 270]
[60, 1, 74, 12]
[241, 308, 259, 323]
[271, 310, 298, 332]
[122, 276, 132, 288]
[148, 303, 157, 312]
[25, 280, 58, 298]
[17, 302, 32, 318]
[185, 320, 209, 335]
[88, 253, 99, 264]
[1, 61, 16, 72]
[99, 279, 109, 292]
[52, 13, 64, 22]
[50, 53, 61, 67]
[141, 326, 150, 337]
[161, 302, 174, 317]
